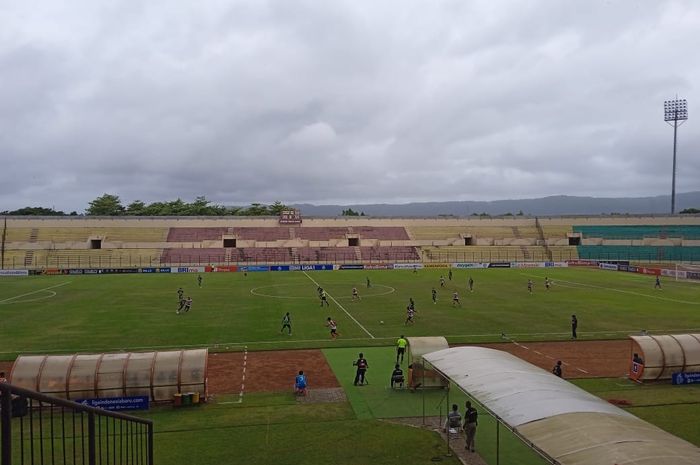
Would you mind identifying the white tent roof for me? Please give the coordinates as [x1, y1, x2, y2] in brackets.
[423, 346, 629, 426]
[424, 346, 700, 465]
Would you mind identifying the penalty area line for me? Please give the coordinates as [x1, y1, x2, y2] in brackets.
[0, 281, 71, 304]
[303, 271, 375, 339]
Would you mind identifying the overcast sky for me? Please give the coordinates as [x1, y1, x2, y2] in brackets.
[1, 1, 699, 212]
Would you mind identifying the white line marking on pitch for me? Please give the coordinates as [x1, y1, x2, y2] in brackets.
[0, 281, 71, 304]
[303, 271, 375, 339]
[519, 272, 699, 305]
[236, 347, 248, 404]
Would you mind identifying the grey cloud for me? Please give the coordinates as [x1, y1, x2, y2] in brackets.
[1, 0, 699, 211]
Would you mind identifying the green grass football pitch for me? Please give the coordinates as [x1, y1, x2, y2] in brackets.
[2, 267, 700, 464]
[1, 267, 699, 357]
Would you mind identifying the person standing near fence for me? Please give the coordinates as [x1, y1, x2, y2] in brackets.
[464, 401, 478, 452]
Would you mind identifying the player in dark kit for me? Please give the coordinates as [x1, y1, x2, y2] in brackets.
[468, 276, 474, 292]
[655, 276, 662, 289]
[177, 287, 184, 300]
[571, 314, 578, 339]
[527, 280, 533, 293]
[197, 274, 202, 287]
[366, 277, 371, 288]
[320, 290, 330, 307]
[545, 277, 551, 290]
[440, 276, 446, 288]
[448, 270, 453, 281]
[177, 296, 186, 314]
[432, 288, 437, 304]
[281, 312, 292, 335]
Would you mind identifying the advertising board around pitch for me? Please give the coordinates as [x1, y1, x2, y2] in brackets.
[75, 396, 150, 411]
[672, 372, 700, 385]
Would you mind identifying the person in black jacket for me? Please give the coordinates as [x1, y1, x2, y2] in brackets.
[353, 353, 369, 386]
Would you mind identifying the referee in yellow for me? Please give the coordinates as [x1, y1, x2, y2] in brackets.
[396, 335, 408, 364]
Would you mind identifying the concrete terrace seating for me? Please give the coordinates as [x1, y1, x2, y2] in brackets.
[360, 246, 419, 261]
[549, 246, 579, 261]
[239, 248, 292, 262]
[577, 245, 700, 262]
[296, 247, 358, 262]
[573, 225, 700, 240]
[166, 228, 228, 242]
[31, 249, 163, 269]
[1, 251, 28, 268]
[423, 246, 558, 262]
[161, 248, 226, 264]
[294, 227, 351, 240]
[232, 228, 291, 241]
[352, 226, 410, 240]
[4, 228, 34, 242]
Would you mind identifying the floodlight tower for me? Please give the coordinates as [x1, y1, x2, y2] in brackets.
[664, 98, 688, 214]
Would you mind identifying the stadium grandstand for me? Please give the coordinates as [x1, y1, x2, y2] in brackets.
[2, 215, 700, 269]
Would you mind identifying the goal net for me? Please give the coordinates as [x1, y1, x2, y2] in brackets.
[672, 264, 700, 283]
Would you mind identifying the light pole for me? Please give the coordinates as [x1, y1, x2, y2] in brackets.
[664, 98, 688, 214]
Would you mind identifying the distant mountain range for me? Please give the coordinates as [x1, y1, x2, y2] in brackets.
[292, 191, 700, 217]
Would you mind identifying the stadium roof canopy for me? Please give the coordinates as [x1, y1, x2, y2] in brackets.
[629, 333, 700, 381]
[423, 346, 700, 465]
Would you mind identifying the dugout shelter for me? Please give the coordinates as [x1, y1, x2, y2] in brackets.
[406, 337, 449, 389]
[628, 333, 700, 382]
[9, 349, 208, 402]
[424, 346, 700, 465]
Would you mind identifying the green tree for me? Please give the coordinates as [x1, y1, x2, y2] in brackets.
[680, 208, 700, 214]
[86, 194, 124, 216]
[1, 206, 65, 216]
[269, 201, 288, 216]
[341, 208, 359, 216]
[125, 200, 146, 216]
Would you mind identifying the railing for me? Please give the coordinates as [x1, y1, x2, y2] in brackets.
[1, 383, 153, 465]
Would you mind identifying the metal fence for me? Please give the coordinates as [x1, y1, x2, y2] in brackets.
[1, 383, 153, 465]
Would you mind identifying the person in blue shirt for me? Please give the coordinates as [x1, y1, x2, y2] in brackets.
[295, 370, 308, 396]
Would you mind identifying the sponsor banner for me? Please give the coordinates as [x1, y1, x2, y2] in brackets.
[547, 262, 569, 268]
[239, 265, 269, 272]
[636, 267, 661, 276]
[339, 264, 365, 270]
[599, 263, 619, 271]
[567, 260, 598, 267]
[661, 269, 685, 278]
[423, 263, 449, 268]
[213, 266, 237, 272]
[101, 268, 138, 274]
[270, 265, 290, 272]
[171, 266, 206, 273]
[672, 372, 700, 385]
[511, 262, 545, 269]
[453, 263, 489, 269]
[289, 264, 333, 271]
[364, 264, 393, 270]
[618, 264, 628, 272]
[42, 268, 62, 275]
[0, 269, 29, 276]
[140, 268, 157, 273]
[688, 271, 700, 280]
[488, 262, 511, 268]
[393, 263, 424, 270]
[76, 396, 149, 411]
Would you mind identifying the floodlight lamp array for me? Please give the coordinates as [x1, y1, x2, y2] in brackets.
[664, 99, 688, 121]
